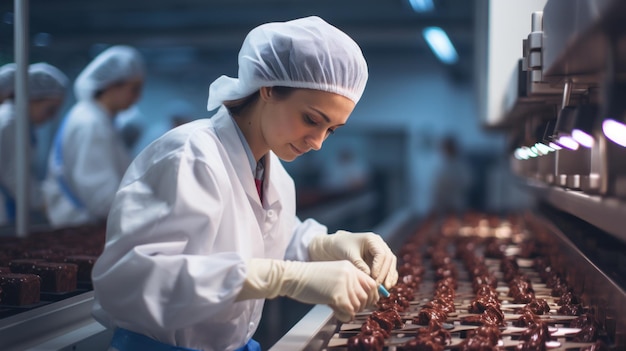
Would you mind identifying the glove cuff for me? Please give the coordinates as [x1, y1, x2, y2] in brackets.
[307, 234, 333, 261]
[236, 258, 285, 301]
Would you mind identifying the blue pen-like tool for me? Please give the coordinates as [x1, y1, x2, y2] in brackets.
[378, 284, 390, 298]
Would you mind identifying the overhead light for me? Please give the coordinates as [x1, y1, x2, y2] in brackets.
[597, 41, 626, 148]
[549, 142, 562, 150]
[408, 0, 434, 12]
[422, 27, 458, 65]
[599, 80, 626, 147]
[546, 106, 582, 150]
[569, 104, 598, 148]
[534, 142, 554, 154]
[556, 136, 579, 150]
[602, 119, 626, 147]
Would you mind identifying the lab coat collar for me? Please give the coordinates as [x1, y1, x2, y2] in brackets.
[212, 107, 280, 209]
[263, 153, 282, 209]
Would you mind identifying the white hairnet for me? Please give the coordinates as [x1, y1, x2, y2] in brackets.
[0, 63, 16, 99]
[28, 63, 68, 100]
[74, 45, 145, 101]
[207, 16, 368, 111]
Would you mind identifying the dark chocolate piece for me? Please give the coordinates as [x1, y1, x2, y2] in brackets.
[0, 273, 41, 305]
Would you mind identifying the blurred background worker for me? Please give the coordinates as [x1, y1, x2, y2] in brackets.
[0, 63, 68, 225]
[43, 45, 145, 228]
[0, 63, 16, 105]
[431, 135, 473, 215]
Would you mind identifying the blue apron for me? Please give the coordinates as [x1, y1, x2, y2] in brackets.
[0, 128, 37, 222]
[0, 183, 16, 222]
[111, 328, 261, 351]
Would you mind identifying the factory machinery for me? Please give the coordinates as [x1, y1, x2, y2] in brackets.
[2, 0, 626, 350]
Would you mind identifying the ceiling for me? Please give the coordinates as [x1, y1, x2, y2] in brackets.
[0, 0, 476, 81]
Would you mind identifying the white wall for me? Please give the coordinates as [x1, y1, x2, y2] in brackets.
[481, 0, 548, 126]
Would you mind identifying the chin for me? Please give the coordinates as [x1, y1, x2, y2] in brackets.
[277, 154, 297, 162]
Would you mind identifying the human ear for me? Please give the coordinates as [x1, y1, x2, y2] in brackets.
[259, 86, 273, 102]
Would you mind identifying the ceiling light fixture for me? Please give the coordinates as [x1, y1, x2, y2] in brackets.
[408, 0, 435, 13]
[423, 26, 458, 64]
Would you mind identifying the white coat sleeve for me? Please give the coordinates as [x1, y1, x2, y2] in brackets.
[92, 152, 246, 331]
[69, 122, 126, 218]
[283, 216, 328, 262]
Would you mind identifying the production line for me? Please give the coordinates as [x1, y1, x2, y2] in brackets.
[1, 0, 626, 350]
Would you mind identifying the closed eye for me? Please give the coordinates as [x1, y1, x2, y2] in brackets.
[304, 114, 318, 126]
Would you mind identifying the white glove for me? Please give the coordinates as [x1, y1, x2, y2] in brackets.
[236, 258, 378, 322]
[308, 230, 398, 289]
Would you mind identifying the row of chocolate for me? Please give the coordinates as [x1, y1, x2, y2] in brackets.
[342, 214, 610, 351]
[0, 224, 105, 307]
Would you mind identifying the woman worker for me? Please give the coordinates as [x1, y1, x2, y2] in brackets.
[91, 16, 398, 351]
[0, 63, 68, 225]
[0, 63, 16, 105]
[43, 45, 144, 227]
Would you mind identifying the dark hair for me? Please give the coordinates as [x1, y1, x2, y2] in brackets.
[224, 86, 296, 116]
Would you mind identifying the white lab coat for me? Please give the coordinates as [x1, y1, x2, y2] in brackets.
[91, 107, 328, 351]
[0, 101, 44, 225]
[42, 100, 131, 227]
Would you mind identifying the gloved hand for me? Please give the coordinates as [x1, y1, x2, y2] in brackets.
[308, 230, 398, 289]
[236, 258, 378, 322]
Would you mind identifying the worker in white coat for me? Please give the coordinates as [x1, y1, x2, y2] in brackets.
[0, 63, 68, 225]
[43, 45, 144, 227]
[0, 63, 16, 104]
[92, 16, 398, 351]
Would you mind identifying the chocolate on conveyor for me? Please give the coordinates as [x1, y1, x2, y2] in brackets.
[422, 297, 455, 314]
[458, 337, 502, 351]
[414, 307, 447, 325]
[523, 298, 550, 315]
[573, 322, 599, 342]
[460, 305, 505, 327]
[347, 213, 610, 351]
[8, 258, 45, 273]
[370, 309, 403, 331]
[516, 321, 551, 351]
[398, 337, 444, 351]
[557, 303, 583, 316]
[458, 325, 503, 351]
[512, 309, 542, 327]
[360, 319, 390, 338]
[414, 321, 451, 346]
[468, 326, 502, 346]
[0, 273, 41, 305]
[398, 321, 451, 351]
[484, 238, 508, 258]
[347, 329, 385, 351]
[557, 291, 580, 306]
[507, 274, 535, 303]
[468, 290, 499, 314]
[400, 319, 451, 351]
[32, 262, 78, 292]
[64, 255, 98, 282]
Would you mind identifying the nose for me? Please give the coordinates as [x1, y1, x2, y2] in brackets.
[305, 130, 326, 151]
